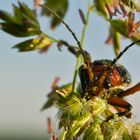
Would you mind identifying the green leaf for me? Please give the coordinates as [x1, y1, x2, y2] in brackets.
[0, 2, 40, 37]
[18, 2, 39, 26]
[0, 10, 16, 23]
[41, 90, 58, 111]
[41, 83, 72, 110]
[13, 36, 52, 52]
[13, 4, 25, 24]
[0, 23, 40, 37]
[42, 0, 68, 28]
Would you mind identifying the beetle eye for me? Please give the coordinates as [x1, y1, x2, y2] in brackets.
[103, 77, 111, 89]
[94, 76, 98, 80]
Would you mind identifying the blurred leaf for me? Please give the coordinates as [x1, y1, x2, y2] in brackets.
[13, 4, 23, 24]
[41, 0, 68, 28]
[13, 36, 52, 52]
[41, 92, 57, 110]
[0, 10, 16, 23]
[18, 1, 39, 26]
[0, 2, 41, 37]
[0, 23, 40, 37]
[41, 83, 72, 110]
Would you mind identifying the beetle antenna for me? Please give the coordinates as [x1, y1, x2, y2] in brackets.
[111, 40, 140, 66]
[40, 4, 88, 65]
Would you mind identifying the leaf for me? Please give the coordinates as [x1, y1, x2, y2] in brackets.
[42, 94, 57, 110]
[41, 0, 68, 28]
[13, 4, 26, 24]
[0, 2, 41, 37]
[0, 10, 16, 23]
[0, 23, 40, 37]
[13, 36, 52, 52]
[41, 83, 72, 110]
[18, 1, 39, 26]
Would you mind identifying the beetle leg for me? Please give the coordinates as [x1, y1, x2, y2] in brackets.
[107, 97, 132, 117]
[79, 65, 89, 95]
[118, 82, 140, 98]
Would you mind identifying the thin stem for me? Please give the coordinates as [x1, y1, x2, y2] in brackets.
[42, 33, 59, 43]
[72, 5, 93, 91]
[61, 129, 67, 140]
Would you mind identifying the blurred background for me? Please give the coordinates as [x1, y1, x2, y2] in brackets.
[0, 0, 140, 139]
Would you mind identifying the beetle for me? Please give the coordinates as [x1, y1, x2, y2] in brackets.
[43, 5, 140, 119]
[78, 43, 140, 118]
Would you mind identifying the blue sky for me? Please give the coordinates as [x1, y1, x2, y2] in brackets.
[0, 0, 140, 138]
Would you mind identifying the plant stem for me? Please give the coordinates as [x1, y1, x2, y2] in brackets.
[42, 32, 59, 43]
[61, 130, 67, 140]
[72, 5, 93, 92]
